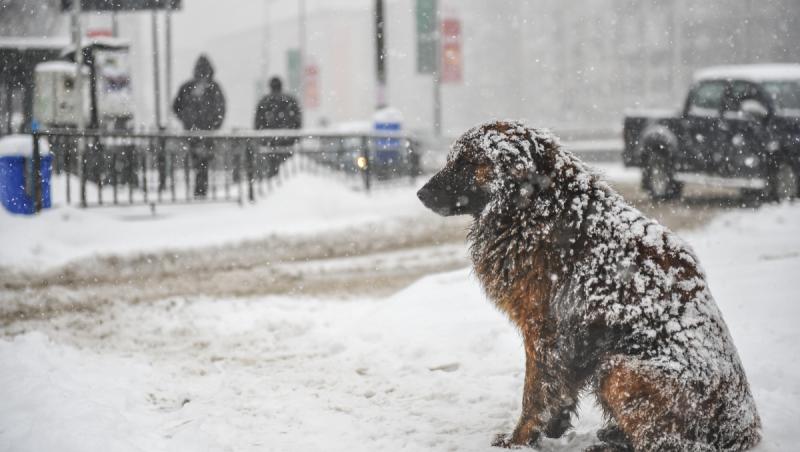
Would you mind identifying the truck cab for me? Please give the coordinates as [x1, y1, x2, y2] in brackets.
[623, 64, 800, 201]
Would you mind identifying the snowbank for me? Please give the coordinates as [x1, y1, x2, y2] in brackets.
[0, 172, 429, 269]
[1, 202, 799, 451]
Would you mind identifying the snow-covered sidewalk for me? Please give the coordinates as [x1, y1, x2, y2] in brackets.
[0, 172, 431, 269]
[1, 201, 798, 451]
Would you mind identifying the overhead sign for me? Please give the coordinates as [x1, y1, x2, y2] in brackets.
[415, 0, 437, 74]
[61, 0, 181, 11]
[441, 18, 462, 83]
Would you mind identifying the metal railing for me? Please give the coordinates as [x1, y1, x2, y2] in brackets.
[29, 128, 420, 212]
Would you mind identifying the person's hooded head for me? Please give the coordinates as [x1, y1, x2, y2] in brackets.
[194, 55, 215, 80]
[269, 76, 283, 94]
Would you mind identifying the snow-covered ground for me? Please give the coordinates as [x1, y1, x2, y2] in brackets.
[0, 172, 430, 269]
[1, 196, 798, 451]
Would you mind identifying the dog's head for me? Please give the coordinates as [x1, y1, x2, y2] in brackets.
[417, 120, 561, 217]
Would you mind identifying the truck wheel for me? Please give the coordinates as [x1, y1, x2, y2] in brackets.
[768, 161, 799, 202]
[644, 152, 682, 201]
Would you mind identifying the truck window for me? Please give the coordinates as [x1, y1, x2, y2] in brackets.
[762, 81, 800, 112]
[724, 81, 764, 112]
[687, 81, 726, 117]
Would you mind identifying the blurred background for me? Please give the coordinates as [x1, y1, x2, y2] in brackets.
[1, 3, 800, 451]
[2, 0, 799, 136]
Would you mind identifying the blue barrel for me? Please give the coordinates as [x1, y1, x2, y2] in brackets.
[374, 108, 404, 165]
[0, 135, 52, 215]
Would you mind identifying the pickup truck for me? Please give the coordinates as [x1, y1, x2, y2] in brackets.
[623, 64, 800, 201]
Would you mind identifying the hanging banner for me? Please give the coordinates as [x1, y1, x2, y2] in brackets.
[415, 0, 437, 74]
[304, 64, 320, 110]
[441, 17, 462, 83]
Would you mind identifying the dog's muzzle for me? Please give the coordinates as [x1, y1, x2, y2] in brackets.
[417, 186, 452, 216]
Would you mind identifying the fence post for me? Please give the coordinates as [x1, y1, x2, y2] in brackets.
[360, 136, 371, 192]
[128, 142, 135, 204]
[111, 144, 118, 205]
[169, 137, 176, 202]
[246, 139, 255, 202]
[65, 136, 72, 205]
[31, 132, 42, 213]
[237, 141, 245, 205]
[157, 132, 166, 201]
[184, 139, 191, 202]
[142, 140, 148, 204]
[95, 138, 103, 206]
[80, 131, 87, 208]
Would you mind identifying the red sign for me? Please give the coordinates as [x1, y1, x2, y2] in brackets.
[441, 18, 462, 83]
[87, 29, 113, 38]
[304, 65, 320, 110]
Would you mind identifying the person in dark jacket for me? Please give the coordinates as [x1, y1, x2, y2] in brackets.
[173, 55, 226, 198]
[254, 77, 302, 178]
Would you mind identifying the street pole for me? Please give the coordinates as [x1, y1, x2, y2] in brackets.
[744, 0, 752, 62]
[671, 0, 683, 102]
[111, 11, 119, 37]
[263, 0, 272, 90]
[71, 0, 85, 207]
[298, 0, 306, 108]
[375, 0, 387, 109]
[432, 0, 442, 136]
[166, 10, 173, 125]
[151, 10, 162, 130]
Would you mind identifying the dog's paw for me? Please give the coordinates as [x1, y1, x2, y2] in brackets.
[492, 433, 514, 448]
[491, 432, 537, 449]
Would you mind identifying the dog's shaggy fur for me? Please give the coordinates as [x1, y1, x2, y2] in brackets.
[417, 121, 761, 451]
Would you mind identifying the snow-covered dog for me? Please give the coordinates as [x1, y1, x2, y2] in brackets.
[417, 121, 760, 451]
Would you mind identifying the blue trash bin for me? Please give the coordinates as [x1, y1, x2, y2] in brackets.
[373, 108, 404, 166]
[0, 135, 52, 215]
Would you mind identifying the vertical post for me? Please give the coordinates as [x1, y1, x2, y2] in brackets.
[170, 140, 176, 202]
[247, 140, 255, 202]
[375, 0, 387, 109]
[111, 12, 119, 37]
[671, 0, 683, 101]
[298, 0, 306, 108]
[151, 11, 162, 130]
[32, 132, 42, 213]
[128, 140, 134, 204]
[640, 1, 651, 105]
[142, 139, 149, 204]
[71, 0, 87, 208]
[432, 0, 442, 136]
[65, 137, 71, 204]
[238, 142, 246, 205]
[263, 0, 272, 86]
[165, 11, 173, 123]
[96, 138, 103, 205]
[157, 137, 165, 200]
[184, 141, 191, 201]
[743, 0, 752, 62]
[361, 136, 371, 192]
[4, 83, 11, 135]
[111, 145, 118, 205]
[80, 135, 87, 208]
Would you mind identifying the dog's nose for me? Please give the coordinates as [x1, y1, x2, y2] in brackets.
[417, 187, 429, 202]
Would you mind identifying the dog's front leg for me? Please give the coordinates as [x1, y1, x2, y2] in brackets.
[493, 347, 547, 448]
